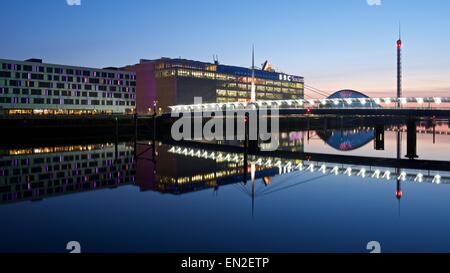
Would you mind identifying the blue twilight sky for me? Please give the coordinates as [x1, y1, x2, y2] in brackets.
[1, 0, 450, 97]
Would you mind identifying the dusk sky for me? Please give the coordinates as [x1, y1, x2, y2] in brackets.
[1, 0, 450, 97]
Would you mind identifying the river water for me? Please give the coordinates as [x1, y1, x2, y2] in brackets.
[1, 119, 450, 253]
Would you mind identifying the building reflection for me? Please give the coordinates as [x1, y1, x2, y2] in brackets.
[316, 128, 375, 151]
[135, 142, 282, 194]
[1, 123, 450, 206]
[0, 144, 135, 204]
[135, 143, 450, 202]
[135, 120, 450, 201]
[135, 131, 304, 194]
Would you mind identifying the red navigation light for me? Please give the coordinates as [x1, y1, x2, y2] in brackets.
[306, 107, 311, 114]
[396, 190, 403, 200]
[397, 40, 402, 49]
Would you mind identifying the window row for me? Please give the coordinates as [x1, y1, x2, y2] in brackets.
[1, 63, 136, 80]
[0, 97, 135, 106]
[1, 72, 137, 86]
[0, 88, 135, 99]
[221, 82, 303, 90]
[1, 78, 136, 88]
[217, 93, 300, 101]
[216, 88, 303, 96]
[1, 170, 134, 186]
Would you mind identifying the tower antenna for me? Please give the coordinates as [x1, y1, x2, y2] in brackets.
[250, 44, 256, 102]
[396, 23, 402, 108]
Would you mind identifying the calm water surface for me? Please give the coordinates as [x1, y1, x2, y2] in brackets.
[1, 120, 450, 253]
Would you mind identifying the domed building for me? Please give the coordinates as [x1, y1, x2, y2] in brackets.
[315, 90, 377, 151]
[327, 89, 378, 108]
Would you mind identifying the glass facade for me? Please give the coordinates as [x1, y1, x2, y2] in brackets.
[0, 59, 136, 115]
[148, 58, 304, 108]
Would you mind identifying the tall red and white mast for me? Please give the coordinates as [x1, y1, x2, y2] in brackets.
[397, 24, 402, 108]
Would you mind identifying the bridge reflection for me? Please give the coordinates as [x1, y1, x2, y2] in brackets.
[135, 123, 450, 197]
[162, 144, 448, 186]
[1, 125, 450, 206]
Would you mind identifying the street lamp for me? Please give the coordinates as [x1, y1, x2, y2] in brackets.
[153, 100, 158, 115]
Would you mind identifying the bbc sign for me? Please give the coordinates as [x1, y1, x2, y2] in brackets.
[278, 74, 303, 83]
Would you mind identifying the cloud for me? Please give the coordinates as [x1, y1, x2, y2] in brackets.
[367, 0, 381, 6]
[66, 0, 81, 6]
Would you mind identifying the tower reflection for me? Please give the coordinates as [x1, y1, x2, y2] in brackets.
[1, 123, 449, 209]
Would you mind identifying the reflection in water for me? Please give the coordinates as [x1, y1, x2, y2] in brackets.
[1, 125, 450, 205]
[0, 144, 135, 204]
[1, 120, 450, 252]
[136, 142, 282, 195]
[316, 128, 374, 151]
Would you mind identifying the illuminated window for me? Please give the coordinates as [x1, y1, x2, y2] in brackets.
[266, 93, 275, 99]
[238, 84, 248, 90]
[257, 85, 265, 91]
[257, 93, 265, 98]
[191, 71, 203, 78]
[216, 74, 227, 81]
[238, 91, 248, 97]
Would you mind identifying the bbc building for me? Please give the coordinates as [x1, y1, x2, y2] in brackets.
[0, 57, 304, 115]
[0, 58, 136, 115]
[128, 58, 304, 114]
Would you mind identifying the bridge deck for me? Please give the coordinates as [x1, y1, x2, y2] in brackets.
[160, 139, 450, 172]
[281, 108, 450, 117]
[165, 108, 450, 118]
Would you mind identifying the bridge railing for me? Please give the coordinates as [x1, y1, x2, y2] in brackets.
[167, 145, 450, 185]
[168, 97, 450, 113]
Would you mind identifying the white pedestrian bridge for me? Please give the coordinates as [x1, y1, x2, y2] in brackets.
[168, 97, 450, 113]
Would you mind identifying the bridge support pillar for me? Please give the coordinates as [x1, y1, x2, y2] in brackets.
[374, 125, 385, 151]
[405, 118, 419, 159]
[433, 118, 437, 144]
